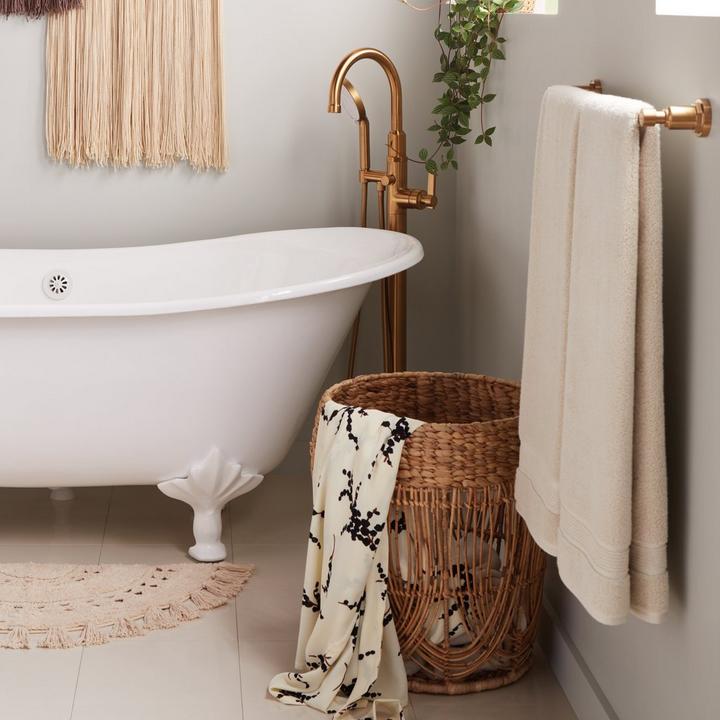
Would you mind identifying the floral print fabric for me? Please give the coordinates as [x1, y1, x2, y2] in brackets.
[269, 401, 424, 719]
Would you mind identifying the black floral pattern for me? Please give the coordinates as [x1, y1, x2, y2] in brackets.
[389, 511, 407, 534]
[338, 468, 386, 551]
[269, 400, 423, 718]
[308, 653, 332, 672]
[322, 404, 368, 451]
[275, 687, 319, 703]
[379, 417, 413, 466]
[322, 537, 336, 596]
[302, 582, 321, 614]
[309, 530, 321, 549]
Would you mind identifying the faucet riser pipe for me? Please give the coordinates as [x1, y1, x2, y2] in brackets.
[329, 48, 438, 375]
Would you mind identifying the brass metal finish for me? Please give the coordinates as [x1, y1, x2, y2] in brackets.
[347, 314, 362, 380]
[329, 48, 404, 132]
[342, 80, 369, 380]
[340, 78, 393, 379]
[330, 48, 438, 373]
[639, 98, 712, 137]
[579, 79, 603, 94]
[581, 80, 712, 137]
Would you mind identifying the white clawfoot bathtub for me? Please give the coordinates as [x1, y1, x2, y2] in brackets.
[0, 228, 423, 561]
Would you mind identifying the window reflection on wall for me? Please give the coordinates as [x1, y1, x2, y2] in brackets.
[522, 0, 558, 13]
[657, 0, 720, 16]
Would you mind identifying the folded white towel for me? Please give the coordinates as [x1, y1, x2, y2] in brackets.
[516, 86, 669, 625]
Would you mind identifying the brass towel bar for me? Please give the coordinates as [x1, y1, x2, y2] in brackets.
[580, 79, 712, 137]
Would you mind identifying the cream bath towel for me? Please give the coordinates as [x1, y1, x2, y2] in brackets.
[516, 86, 668, 625]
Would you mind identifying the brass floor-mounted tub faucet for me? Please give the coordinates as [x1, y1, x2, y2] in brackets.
[329, 48, 438, 373]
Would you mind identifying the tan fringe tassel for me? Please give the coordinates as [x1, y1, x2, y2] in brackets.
[38, 626, 77, 649]
[79, 623, 108, 646]
[109, 617, 145, 639]
[143, 606, 179, 630]
[46, 0, 227, 171]
[1, 626, 30, 649]
[168, 602, 201, 622]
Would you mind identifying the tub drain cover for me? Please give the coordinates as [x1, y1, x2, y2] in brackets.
[43, 271, 72, 300]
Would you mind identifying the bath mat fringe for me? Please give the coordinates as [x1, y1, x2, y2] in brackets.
[168, 602, 200, 623]
[189, 590, 224, 611]
[78, 623, 108, 647]
[0, 562, 252, 649]
[143, 606, 179, 631]
[1, 0, 81, 17]
[0, 626, 30, 650]
[38, 626, 76, 650]
[110, 617, 145, 639]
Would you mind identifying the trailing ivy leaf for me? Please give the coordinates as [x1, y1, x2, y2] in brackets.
[405, 0, 521, 172]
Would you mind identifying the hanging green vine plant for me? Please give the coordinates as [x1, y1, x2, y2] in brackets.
[403, 0, 526, 173]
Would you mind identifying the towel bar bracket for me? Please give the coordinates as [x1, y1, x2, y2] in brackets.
[579, 79, 603, 94]
[579, 80, 712, 137]
[638, 98, 712, 137]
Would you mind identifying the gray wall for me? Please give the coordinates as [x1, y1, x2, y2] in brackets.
[0, 0, 458, 382]
[454, 2, 720, 719]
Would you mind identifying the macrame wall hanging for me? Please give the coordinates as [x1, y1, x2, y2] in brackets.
[46, 0, 227, 171]
[1, 0, 81, 17]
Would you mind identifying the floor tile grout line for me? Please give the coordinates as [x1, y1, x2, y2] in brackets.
[68, 647, 84, 720]
[229, 500, 246, 720]
[97, 486, 115, 564]
[69, 486, 112, 720]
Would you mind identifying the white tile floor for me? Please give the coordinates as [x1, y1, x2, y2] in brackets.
[0, 475, 577, 720]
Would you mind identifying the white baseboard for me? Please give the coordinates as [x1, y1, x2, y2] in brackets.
[539, 601, 618, 720]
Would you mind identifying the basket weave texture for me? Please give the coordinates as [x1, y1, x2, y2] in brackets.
[312, 372, 546, 695]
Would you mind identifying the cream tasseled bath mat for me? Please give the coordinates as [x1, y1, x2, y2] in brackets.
[0, 562, 252, 650]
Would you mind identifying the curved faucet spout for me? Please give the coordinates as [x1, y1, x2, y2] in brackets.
[328, 48, 403, 132]
[328, 48, 437, 374]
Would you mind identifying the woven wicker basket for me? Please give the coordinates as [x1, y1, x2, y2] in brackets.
[313, 372, 546, 695]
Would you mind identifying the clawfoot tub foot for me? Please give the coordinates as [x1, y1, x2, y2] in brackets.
[158, 448, 264, 562]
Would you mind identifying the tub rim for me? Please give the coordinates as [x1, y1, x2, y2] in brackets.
[0, 227, 424, 319]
